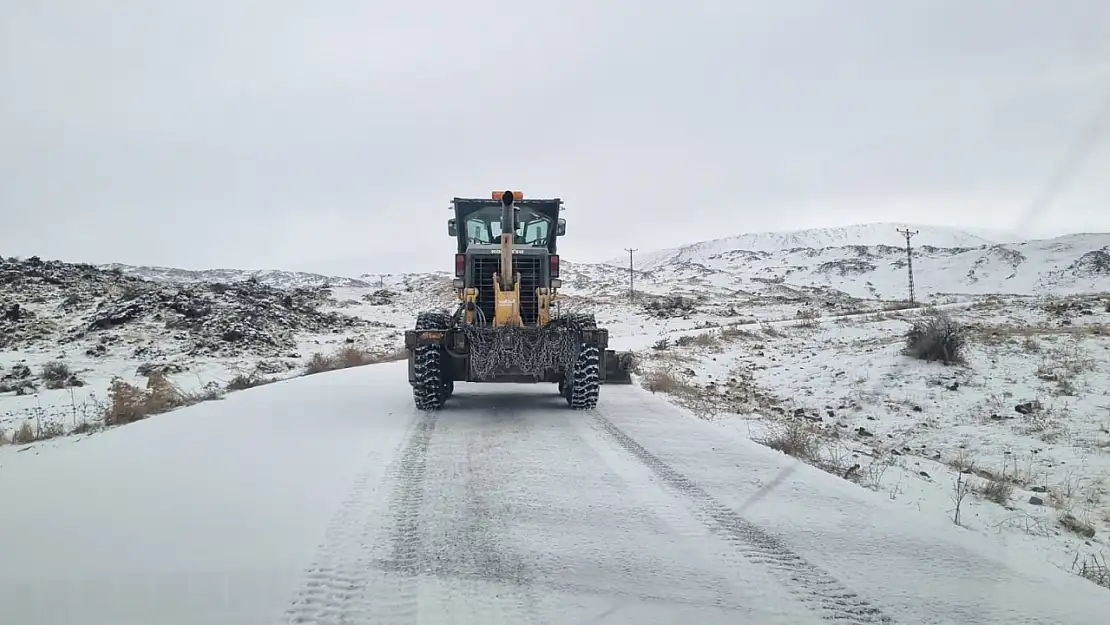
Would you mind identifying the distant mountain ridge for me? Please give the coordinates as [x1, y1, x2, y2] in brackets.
[100, 263, 374, 289]
[614, 223, 998, 271]
[91, 225, 1108, 302]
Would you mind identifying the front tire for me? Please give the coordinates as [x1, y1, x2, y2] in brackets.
[561, 313, 601, 410]
[412, 311, 451, 411]
[566, 344, 601, 409]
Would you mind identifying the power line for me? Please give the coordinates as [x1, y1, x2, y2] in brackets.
[896, 228, 918, 306]
[624, 248, 637, 303]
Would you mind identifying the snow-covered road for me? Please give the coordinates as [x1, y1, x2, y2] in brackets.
[0, 361, 1104, 625]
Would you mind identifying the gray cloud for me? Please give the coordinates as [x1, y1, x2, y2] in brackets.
[4, 0, 1110, 275]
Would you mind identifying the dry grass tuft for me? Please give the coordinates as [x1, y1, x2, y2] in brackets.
[756, 418, 824, 462]
[795, 308, 821, 328]
[1035, 341, 1095, 396]
[1059, 512, 1097, 539]
[103, 371, 223, 426]
[0, 418, 66, 445]
[40, 360, 86, 390]
[883, 300, 918, 311]
[642, 368, 697, 396]
[304, 344, 407, 375]
[976, 476, 1015, 505]
[225, 371, 276, 391]
[12, 421, 35, 444]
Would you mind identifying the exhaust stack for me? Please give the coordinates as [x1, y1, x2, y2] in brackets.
[499, 189, 516, 291]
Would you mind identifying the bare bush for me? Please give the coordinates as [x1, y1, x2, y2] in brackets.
[1035, 342, 1095, 396]
[795, 308, 820, 328]
[641, 295, 698, 319]
[12, 421, 35, 444]
[952, 469, 974, 526]
[755, 418, 823, 463]
[976, 476, 1014, 505]
[40, 360, 85, 390]
[226, 371, 275, 391]
[103, 371, 223, 426]
[1059, 513, 1097, 539]
[642, 368, 694, 395]
[304, 344, 406, 375]
[675, 332, 716, 348]
[904, 312, 965, 364]
[761, 322, 785, 338]
[719, 325, 757, 341]
[1072, 552, 1109, 589]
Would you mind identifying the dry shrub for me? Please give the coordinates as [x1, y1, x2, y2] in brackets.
[753, 419, 871, 483]
[1035, 342, 1095, 396]
[639, 367, 726, 416]
[761, 322, 785, 338]
[719, 325, 757, 341]
[642, 368, 692, 395]
[674, 332, 716, 348]
[304, 344, 407, 375]
[12, 421, 35, 444]
[40, 360, 85, 390]
[1059, 513, 1097, 539]
[1072, 553, 1109, 589]
[226, 372, 274, 391]
[904, 311, 965, 364]
[796, 308, 821, 328]
[756, 418, 823, 462]
[976, 476, 1014, 505]
[103, 371, 223, 426]
[1, 419, 66, 445]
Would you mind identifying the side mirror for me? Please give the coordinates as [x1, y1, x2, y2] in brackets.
[556, 218, 566, 236]
[448, 218, 457, 237]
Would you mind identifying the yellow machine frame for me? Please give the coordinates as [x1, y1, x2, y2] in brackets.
[458, 190, 557, 328]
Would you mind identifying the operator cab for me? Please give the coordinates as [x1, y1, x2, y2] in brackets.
[462, 205, 552, 248]
[447, 195, 565, 254]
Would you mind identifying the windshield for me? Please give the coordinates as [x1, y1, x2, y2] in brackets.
[464, 205, 552, 248]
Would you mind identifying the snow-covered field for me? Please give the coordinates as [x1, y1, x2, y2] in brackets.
[2, 223, 1110, 610]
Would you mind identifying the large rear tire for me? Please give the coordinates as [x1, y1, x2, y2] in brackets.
[412, 311, 451, 411]
[562, 313, 601, 410]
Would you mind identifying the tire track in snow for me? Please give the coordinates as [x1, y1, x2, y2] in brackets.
[404, 398, 547, 624]
[591, 412, 895, 624]
[281, 409, 436, 625]
[569, 413, 817, 623]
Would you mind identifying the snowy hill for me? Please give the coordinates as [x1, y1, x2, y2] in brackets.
[619, 223, 997, 271]
[102, 263, 375, 289]
[575, 233, 1110, 304]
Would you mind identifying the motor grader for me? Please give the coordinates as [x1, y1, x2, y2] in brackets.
[404, 190, 633, 410]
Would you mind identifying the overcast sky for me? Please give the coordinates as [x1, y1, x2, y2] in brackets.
[4, 1, 1110, 275]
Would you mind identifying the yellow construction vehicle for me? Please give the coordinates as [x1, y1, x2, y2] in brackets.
[404, 190, 632, 410]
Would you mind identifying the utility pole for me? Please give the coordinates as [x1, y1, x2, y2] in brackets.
[624, 248, 637, 303]
[896, 228, 918, 306]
